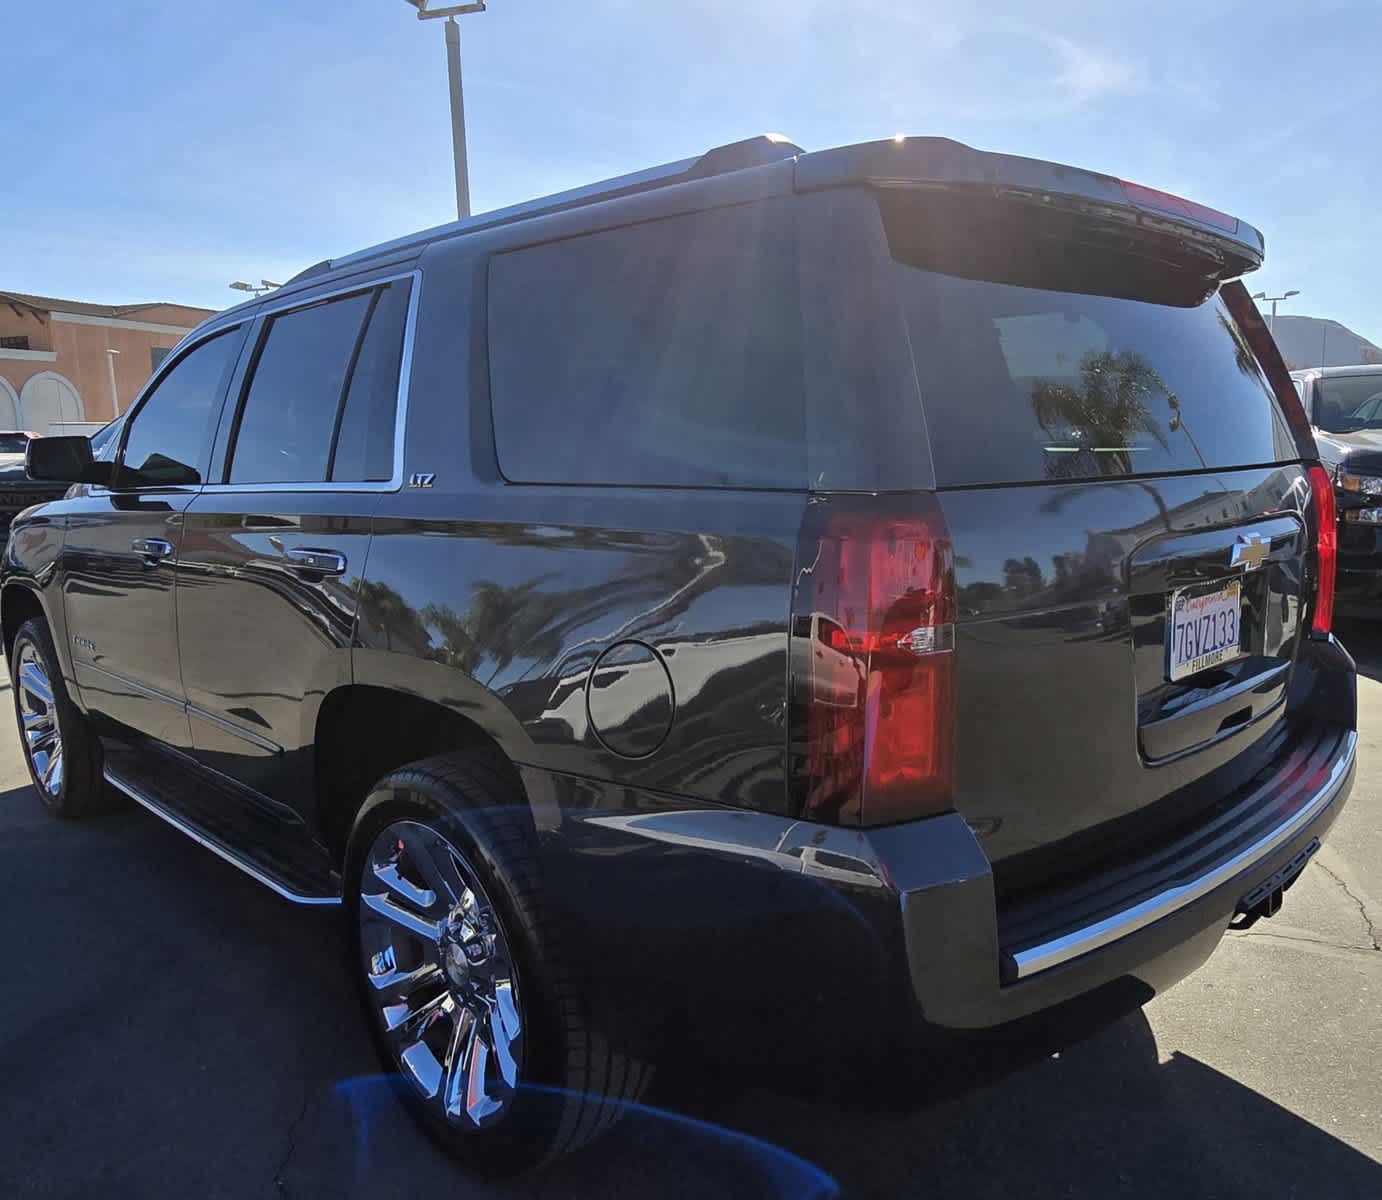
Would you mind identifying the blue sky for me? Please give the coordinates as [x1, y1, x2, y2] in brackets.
[5, 0, 1380, 340]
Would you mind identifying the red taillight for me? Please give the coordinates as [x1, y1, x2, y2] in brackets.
[793, 498, 956, 826]
[1120, 179, 1238, 232]
[1307, 464, 1337, 635]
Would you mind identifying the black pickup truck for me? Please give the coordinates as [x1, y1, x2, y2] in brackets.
[3, 134, 1356, 1176]
[0, 432, 67, 529]
[1293, 365, 1382, 616]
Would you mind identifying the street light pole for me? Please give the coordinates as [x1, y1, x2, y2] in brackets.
[404, 1, 487, 221]
[444, 17, 470, 218]
[104, 348, 121, 416]
[1250, 288, 1300, 336]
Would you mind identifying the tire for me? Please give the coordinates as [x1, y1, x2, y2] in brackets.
[344, 748, 651, 1176]
[8, 616, 107, 819]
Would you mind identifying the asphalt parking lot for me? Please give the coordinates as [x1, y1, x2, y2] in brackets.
[1, 632, 1379, 1199]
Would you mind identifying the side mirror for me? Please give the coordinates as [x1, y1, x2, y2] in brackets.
[25, 435, 113, 486]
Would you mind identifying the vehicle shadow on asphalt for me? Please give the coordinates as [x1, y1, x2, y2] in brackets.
[1, 783, 1379, 1199]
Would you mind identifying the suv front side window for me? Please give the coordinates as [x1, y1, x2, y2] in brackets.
[118, 328, 241, 488]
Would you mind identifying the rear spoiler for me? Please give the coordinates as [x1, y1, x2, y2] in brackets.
[795, 137, 1264, 278]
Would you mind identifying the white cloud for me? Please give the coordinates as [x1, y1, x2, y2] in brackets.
[1050, 35, 1138, 105]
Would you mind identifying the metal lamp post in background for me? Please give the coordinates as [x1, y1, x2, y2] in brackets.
[104, 348, 121, 416]
[1251, 288, 1300, 335]
[403, 0, 487, 220]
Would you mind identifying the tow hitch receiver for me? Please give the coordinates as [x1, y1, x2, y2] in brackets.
[1230, 839, 1320, 931]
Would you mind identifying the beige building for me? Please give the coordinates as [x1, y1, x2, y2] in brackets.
[0, 291, 216, 435]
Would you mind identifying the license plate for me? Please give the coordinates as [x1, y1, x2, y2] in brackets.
[1167, 579, 1244, 681]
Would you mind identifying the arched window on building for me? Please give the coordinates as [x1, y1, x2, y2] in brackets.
[0, 377, 19, 430]
[18, 371, 84, 436]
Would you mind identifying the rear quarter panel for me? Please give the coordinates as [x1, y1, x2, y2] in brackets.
[354, 231, 803, 814]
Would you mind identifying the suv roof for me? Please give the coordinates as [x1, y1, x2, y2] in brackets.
[1291, 364, 1382, 380]
[234, 132, 1264, 321]
[284, 133, 804, 285]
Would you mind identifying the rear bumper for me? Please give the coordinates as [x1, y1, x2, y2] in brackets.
[896, 721, 1354, 1031]
[1003, 725, 1353, 980]
[532, 638, 1356, 1067]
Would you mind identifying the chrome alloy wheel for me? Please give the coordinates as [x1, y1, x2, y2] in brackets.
[359, 821, 524, 1129]
[16, 642, 63, 798]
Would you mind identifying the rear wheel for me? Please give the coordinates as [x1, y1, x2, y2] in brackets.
[344, 749, 650, 1175]
[8, 617, 106, 818]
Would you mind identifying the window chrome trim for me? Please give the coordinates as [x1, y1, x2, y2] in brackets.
[1009, 728, 1357, 979]
[201, 267, 421, 495]
[136, 319, 246, 398]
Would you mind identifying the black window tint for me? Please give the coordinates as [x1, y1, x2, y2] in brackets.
[229, 292, 371, 485]
[1312, 374, 1382, 432]
[883, 194, 1296, 487]
[330, 280, 410, 482]
[121, 329, 238, 486]
[489, 200, 803, 488]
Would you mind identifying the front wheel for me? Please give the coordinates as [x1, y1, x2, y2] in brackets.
[8, 617, 106, 818]
[344, 749, 651, 1176]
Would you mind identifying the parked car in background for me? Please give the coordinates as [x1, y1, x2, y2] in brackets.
[2, 134, 1356, 1176]
[1291, 364, 1382, 617]
[0, 431, 40, 457]
[0, 424, 123, 532]
[0, 431, 67, 529]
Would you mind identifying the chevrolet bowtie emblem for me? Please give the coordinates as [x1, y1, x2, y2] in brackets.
[1230, 533, 1270, 570]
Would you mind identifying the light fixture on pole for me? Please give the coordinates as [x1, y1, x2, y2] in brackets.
[1250, 288, 1300, 335]
[403, 0, 487, 219]
[229, 280, 282, 299]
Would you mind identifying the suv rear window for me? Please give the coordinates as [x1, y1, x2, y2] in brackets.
[883, 192, 1298, 487]
[488, 199, 804, 488]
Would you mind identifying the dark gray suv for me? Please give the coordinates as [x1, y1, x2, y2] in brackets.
[3, 133, 1356, 1175]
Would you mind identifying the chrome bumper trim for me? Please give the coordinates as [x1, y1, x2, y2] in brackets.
[1010, 729, 1357, 979]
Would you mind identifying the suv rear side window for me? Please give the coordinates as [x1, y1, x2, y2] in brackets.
[488, 199, 804, 488]
[882, 192, 1298, 487]
[227, 280, 410, 486]
[330, 279, 410, 482]
[229, 291, 372, 485]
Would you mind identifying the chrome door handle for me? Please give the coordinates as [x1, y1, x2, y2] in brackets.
[131, 537, 174, 565]
[284, 547, 347, 576]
